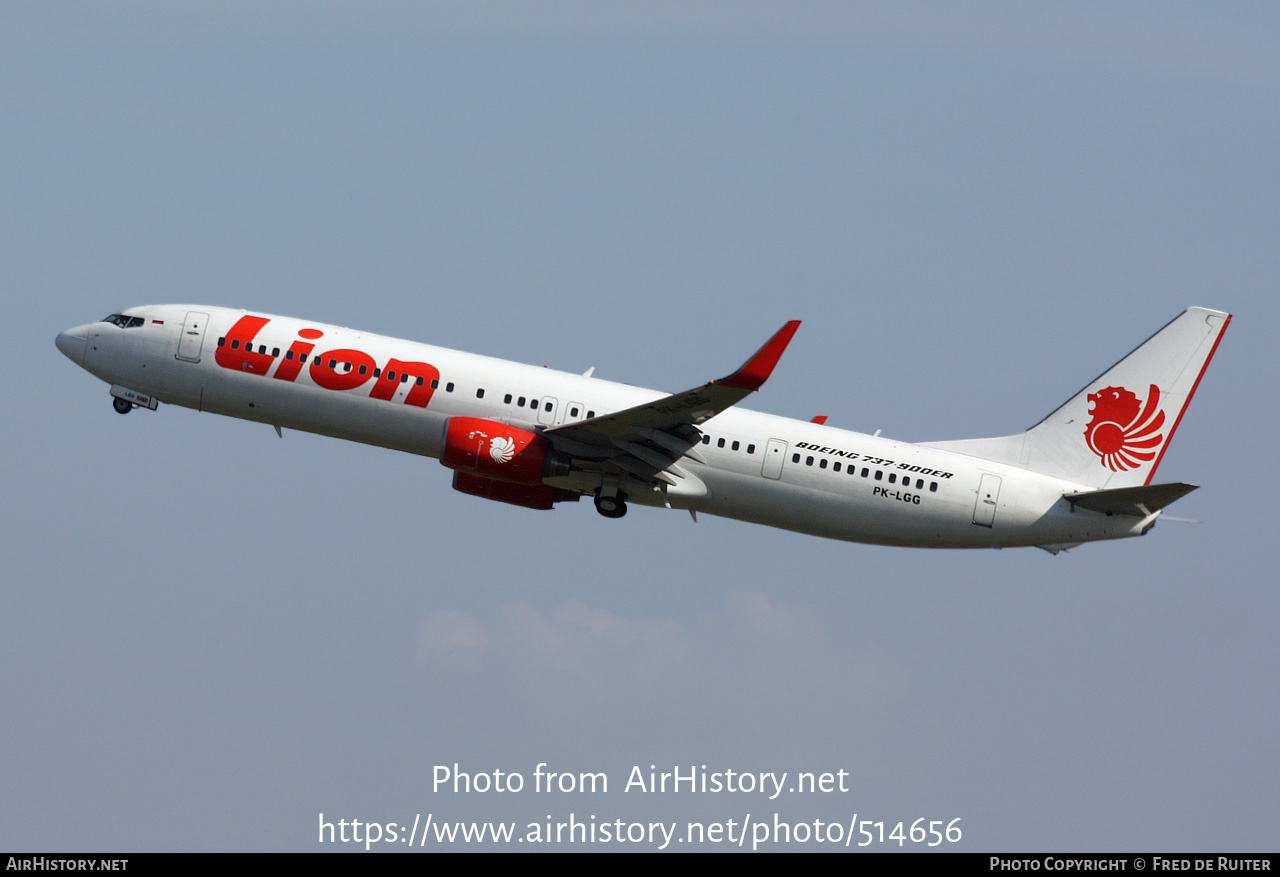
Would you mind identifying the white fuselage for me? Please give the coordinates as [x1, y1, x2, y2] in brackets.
[56, 305, 1157, 549]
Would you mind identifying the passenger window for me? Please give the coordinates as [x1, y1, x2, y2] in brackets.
[477, 389, 485, 399]
[217, 337, 225, 347]
[805, 456, 814, 466]
[889, 474, 896, 484]
[703, 435, 711, 445]
[930, 482, 938, 492]
[544, 402, 551, 412]
[570, 407, 579, 417]
[231, 340, 240, 350]
[505, 394, 513, 404]
[861, 468, 869, 477]
[875, 470, 882, 481]
[400, 374, 409, 383]
[747, 444, 755, 454]
[387, 371, 397, 381]
[272, 348, 280, 357]
[819, 459, 828, 469]
[359, 365, 367, 375]
[416, 377, 424, 386]
[587, 410, 595, 418]
[446, 383, 454, 392]
[916, 479, 924, 489]
[731, 441, 740, 451]
[792, 453, 800, 463]
[718, 438, 726, 448]
[834, 462, 841, 473]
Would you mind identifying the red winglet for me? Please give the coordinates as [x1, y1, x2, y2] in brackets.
[811, 415, 828, 424]
[718, 320, 801, 390]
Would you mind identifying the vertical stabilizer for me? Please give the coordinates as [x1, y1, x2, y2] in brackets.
[924, 308, 1231, 489]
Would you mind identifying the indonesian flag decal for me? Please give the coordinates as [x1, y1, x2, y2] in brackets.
[1084, 384, 1166, 472]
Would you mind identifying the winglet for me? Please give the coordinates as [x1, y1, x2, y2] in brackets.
[718, 320, 801, 390]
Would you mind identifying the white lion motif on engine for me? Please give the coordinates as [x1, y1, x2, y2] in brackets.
[489, 435, 516, 464]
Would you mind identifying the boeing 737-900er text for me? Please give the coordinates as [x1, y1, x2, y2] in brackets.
[56, 305, 1229, 552]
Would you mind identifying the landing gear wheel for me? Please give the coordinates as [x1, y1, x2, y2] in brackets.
[594, 490, 628, 519]
[112, 397, 133, 414]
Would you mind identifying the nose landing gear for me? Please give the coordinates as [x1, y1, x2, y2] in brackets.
[593, 490, 628, 519]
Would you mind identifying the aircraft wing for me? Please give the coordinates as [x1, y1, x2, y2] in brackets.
[543, 321, 800, 486]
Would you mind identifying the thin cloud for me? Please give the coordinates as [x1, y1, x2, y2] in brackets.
[418, 609, 488, 653]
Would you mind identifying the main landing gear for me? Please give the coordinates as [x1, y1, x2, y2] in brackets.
[593, 490, 628, 519]
[112, 397, 133, 414]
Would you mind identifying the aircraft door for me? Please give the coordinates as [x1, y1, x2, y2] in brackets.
[538, 396, 557, 426]
[762, 438, 788, 479]
[972, 473, 1002, 527]
[176, 311, 209, 363]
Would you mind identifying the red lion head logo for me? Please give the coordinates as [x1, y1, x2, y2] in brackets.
[1084, 384, 1165, 471]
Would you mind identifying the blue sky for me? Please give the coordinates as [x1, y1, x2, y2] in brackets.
[4, 3, 1278, 851]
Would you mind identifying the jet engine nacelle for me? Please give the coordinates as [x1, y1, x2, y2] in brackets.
[440, 416, 571, 485]
[452, 471, 576, 510]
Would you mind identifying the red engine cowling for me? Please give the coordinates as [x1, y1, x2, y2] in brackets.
[440, 417, 571, 485]
[451, 472, 558, 510]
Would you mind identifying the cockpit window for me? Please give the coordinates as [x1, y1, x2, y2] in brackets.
[101, 314, 144, 328]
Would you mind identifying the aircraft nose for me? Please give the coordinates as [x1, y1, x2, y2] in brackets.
[56, 325, 89, 366]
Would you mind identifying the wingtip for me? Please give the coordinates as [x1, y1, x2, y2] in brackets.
[719, 320, 802, 390]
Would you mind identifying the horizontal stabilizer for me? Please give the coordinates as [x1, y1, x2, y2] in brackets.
[1064, 482, 1198, 517]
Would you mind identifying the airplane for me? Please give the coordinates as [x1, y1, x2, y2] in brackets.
[55, 305, 1229, 552]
